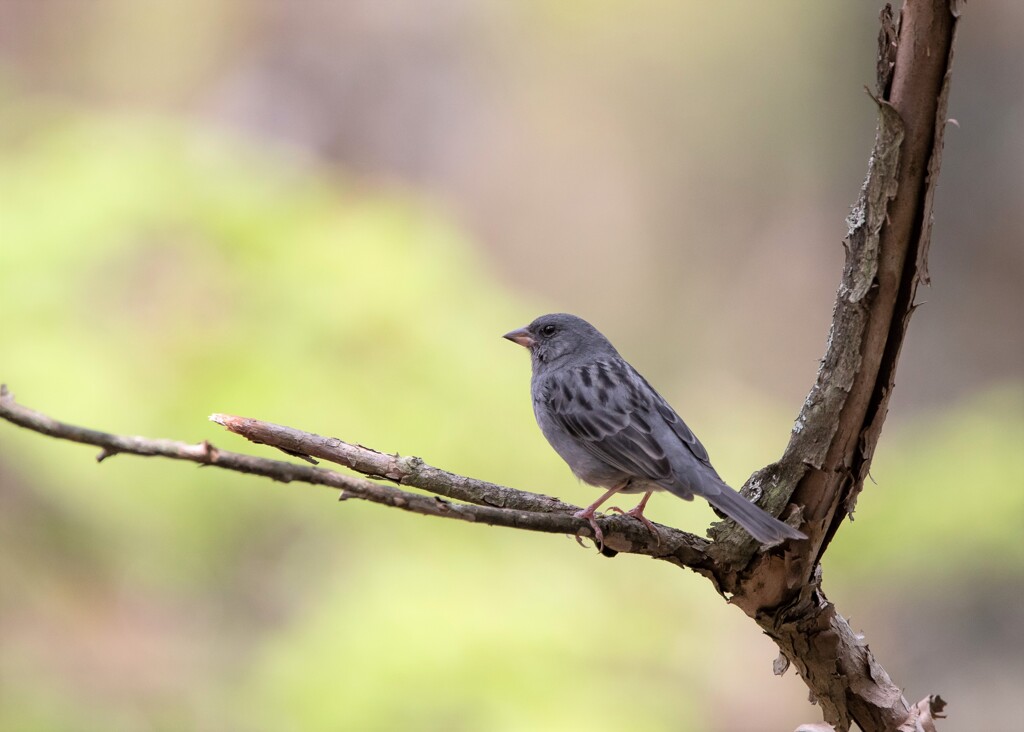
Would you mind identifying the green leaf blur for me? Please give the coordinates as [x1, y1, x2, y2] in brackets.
[1, 104, 1021, 731]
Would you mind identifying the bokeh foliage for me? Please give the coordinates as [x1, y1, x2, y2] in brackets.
[1, 104, 1021, 731]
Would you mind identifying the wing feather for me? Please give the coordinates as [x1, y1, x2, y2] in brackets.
[544, 359, 673, 481]
[632, 371, 712, 467]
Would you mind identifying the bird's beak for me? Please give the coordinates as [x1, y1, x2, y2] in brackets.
[503, 327, 535, 349]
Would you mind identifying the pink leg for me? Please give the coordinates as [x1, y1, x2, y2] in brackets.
[610, 491, 661, 545]
[573, 483, 626, 549]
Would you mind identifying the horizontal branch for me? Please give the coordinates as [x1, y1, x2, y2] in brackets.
[208, 413, 578, 514]
[0, 385, 712, 570]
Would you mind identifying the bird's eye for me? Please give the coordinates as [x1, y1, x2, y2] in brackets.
[540, 324, 557, 337]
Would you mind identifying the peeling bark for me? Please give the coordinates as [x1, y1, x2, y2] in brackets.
[708, 2, 961, 730]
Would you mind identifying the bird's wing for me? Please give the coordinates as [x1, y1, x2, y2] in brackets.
[543, 359, 673, 482]
[631, 369, 713, 468]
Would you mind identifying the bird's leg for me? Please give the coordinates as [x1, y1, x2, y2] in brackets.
[610, 491, 660, 545]
[573, 483, 626, 550]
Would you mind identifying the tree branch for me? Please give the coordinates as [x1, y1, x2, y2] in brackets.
[0, 385, 712, 570]
[705, 3, 960, 730]
[0, 2, 961, 730]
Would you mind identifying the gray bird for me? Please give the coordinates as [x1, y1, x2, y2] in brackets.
[504, 313, 806, 547]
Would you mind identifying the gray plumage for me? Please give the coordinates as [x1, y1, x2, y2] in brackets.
[504, 313, 805, 545]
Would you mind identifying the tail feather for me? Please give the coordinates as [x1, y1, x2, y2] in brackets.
[702, 483, 806, 545]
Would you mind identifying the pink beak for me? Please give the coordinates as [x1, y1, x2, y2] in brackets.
[503, 327, 535, 349]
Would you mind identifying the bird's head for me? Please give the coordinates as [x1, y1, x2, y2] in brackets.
[503, 313, 616, 368]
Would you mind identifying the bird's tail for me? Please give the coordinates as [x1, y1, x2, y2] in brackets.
[703, 482, 806, 545]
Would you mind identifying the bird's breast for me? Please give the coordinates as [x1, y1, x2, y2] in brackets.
[532, 391, 628, 489]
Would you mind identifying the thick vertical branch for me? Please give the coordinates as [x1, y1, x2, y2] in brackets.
[708, 2, 960, 731]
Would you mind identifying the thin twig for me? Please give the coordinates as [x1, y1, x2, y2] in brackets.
[208, 413, 578, 514]
[0, 385, 711, 567]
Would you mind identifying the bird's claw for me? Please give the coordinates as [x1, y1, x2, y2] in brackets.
[573, 509, 605, 551]
[609, 505, 662, 546]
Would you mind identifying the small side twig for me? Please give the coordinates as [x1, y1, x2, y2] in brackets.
[208, 413, 578, 514]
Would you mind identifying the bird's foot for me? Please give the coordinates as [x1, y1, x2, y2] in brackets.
[609, 505, 661, 546]
[573, 508, 605, 551]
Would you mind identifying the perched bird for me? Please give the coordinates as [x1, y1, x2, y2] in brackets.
[504, 313, 806, 547]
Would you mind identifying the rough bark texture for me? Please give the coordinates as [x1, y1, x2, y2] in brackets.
[705, 3, 959, 730]
[0, 2, 960, 730]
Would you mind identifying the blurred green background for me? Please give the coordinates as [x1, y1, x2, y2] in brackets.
[1, 2, 1021, 730]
